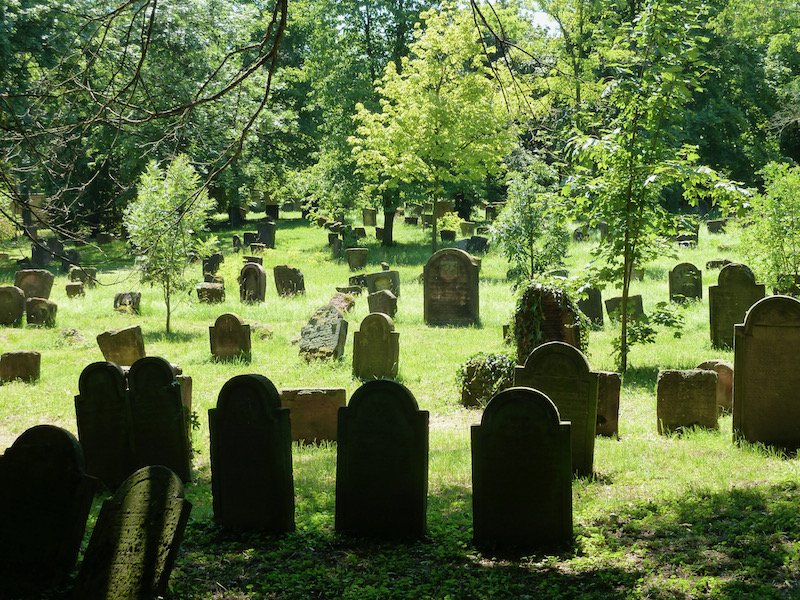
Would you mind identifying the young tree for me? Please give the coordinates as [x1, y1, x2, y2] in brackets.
[124, 155, 214, 333]
[351, 4, 516, 253]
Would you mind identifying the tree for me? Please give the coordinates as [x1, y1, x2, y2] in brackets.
[351, 4, 516, 253]
[124, 155, 214, 333]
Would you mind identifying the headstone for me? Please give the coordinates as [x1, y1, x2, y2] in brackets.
[69, 265, 97, 287]
[375, 227, 384, 241]
[514, 342, 598, 476]
[72, 466, 191, 600]
[26, 297, 57, 327]
[75, 361, 133, 490]
[14, 268, 55, 299]
[706, 258, 731, 270]
[335, 380, 429, 539]
[66, 281, 85, 297]
[368, 289, 397, 318]
[513, 284, 583, 360]
[265, 204, 280, 220]
[210, 313, 251, 360]
[243, 254, 263, 265]
[405, 216, 418, 226]
[353, 313, 400, 380]
[202, 252, 224, 275]
[97, 325, 146, 366]
[605, 294, 645, 322]
[435, 200, 452, 218]
[461, 221, 476, 237]
[243, 231, 259, 247]
[466, 235, 489, 254]
[669, 262, 702, 302]
[299, 305, 348, 361]
[250, 242, 267, 254]
[595, 371, 621, 437]
[209, 374, 294, 531]
[363, 208, 377, 227]
[113, 291, 141, 314]
[365, 269, 400, 297]
[233, 234, 242, 252]
[0, 350, 41, 382]
[257, 220, 276, 248]
[696, 359, 733, 413]
[328, 291, 356, 313]
[709, 263, 765, 348]
[354, 226, 367, 238]
[0, 285, 26, 325]
[577, 286, 603, 326]
[197, 281, 225, 303]
[656, 369, 719, 434]
[239, 262, 267, 303]
[0, 425, 95, 597]
[128, 357, 192, 482]
[733, 295, 800, 451]
[274, 264, 305, 296]
[331, 236, 343, 257]
[423, 248, 479, 326]
[471, 387, 572, 553]
[336, 285, 363, 296]
[706, 218, 727, 234]
[280, 388, 346, 443]
[345, 247, 369, 271]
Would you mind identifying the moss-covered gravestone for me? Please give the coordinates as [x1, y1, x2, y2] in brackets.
[26, 297, 57, 327]
[471, 387, 572, 553]
[72, 465, 191, 600]
[352, 313, 399, 380]
[513, 283, 583, 360]
[335, 380, 429, 539]
[514, 341, 598, 476]
[0, 425, 95, 597]
[239, 261, 267, 303]
[709, 263, 765, 348]
[299, 305, 348, 361]
[656, 369, 719, 434]
[209, 374, 294, 531]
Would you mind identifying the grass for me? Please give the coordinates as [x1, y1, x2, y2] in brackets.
[2, 213, 800, 599]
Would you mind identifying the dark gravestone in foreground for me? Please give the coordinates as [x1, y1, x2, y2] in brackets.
[72, 466, 192, 600]
[0, 425, 95, 597]
[515, 341, 598, 476]
[734, 295, 800, 451]
[352, 312, 400, 380]
[423, 248, 479, 326]
[239, 262, 267, 303]
[669, 262, 702, 303]
[472, 387, 572, 553]
[709, 263, 765, 348]
[210, 312, 251, 360]
[209, 374, 294, 531]
[335, 380, 429, 540]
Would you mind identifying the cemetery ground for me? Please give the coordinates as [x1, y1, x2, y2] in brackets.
[1, 213, 800, 600]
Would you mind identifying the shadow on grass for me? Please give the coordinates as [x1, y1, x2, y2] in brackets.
[141, 329, 202, 344]
[621, 365, 660, 391]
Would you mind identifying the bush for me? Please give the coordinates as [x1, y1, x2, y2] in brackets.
[456, 352, 516, 408]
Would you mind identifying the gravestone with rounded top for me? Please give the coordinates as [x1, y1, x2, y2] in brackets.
[280, 388, 346, 443]
[14, 268, 54, 299]
[96, 324, 146, 366]
[209, 374, 294, 531]
[72, 465, 191, 600]
[0, 425, 95, 597]
[709, 263, 765, 348]
[734, 295, 800, 451]
[656, 369, 719, 434]
[423, 248, 479, 326]
[514, 341, 598, 476]
[239, 262, 267, 303]
[335, 380, 429, 539]
[26, 297, 57, 327]
[274, 265, 305, 296]
[0, 285, 26, 325]
[471, 387, 572, 553]
[353, 313, 399, 380]
[210, 313, 251, 360]
[669, 262, 702, 302]
[0, 350, 40, 382]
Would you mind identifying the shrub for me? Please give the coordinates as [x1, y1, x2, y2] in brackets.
[456, 352, 516, 408]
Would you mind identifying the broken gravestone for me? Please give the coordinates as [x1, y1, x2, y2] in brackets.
[114, 291, 141, 314]
[274, 265, 306, 296]
[26, 297, 57, 327]
[299, 305, 348, 361]
[96, 325, 146, 366]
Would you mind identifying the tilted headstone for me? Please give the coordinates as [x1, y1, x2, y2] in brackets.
[513, 284, 583, 360]
[210, 313, 251, 360]
[335, 380, 429, 539]
[72, 466, 191, 600]
[577, 286, 603, 326]
[515, 341, 598, 476]
[66, 281, 85, 297]
[128, 357, 192, 482]
[0, 285, 26, 325]
[696, 359, 733, 413]
[605, 294, 645, 322]
[197, 281, 225, 303]
[0, 426, 95, 597]
[274, 264, 305, 296]
[209, 374, 294, 531]
[669, 262, 702, 302]
[353, 313, 400, 380]
[365, 269, 401, 297]
[280, 388, 346, 443]
[69, 265, 97, 287]
[114, 291, 141, 314]
[257, 219, 276, 249]
[75, 361, 133, 490]
[345, 247, 369, 271]
[328, 291, 356, 313]
[299, 305, 348, 361]
[423, 248, 479, 326]
[97, 325, 146, 366]
[368, 289, 397, 318]
[709, 263, 765, 348]
[471, 387, 572, 553]
[239, 262, 267, 303]
[733, 295, 800, 451]
[656, 369, 718, 434]
[202, 252, 224, 275]
[595, 371, 621, 438]
[26, 297, 57, 327]
[14, 268, 55, 299]
[0, 350, 41, 382]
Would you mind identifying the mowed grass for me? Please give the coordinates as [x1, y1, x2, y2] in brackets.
[2, 213, 800, 599]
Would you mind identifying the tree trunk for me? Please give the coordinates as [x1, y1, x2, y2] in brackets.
[382, 210, 395, 246]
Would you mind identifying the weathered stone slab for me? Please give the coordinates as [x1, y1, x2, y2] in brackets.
[0, 350, 41, 382]
[328, 291, 355, 313]
[471, 387, 572, 553]
[66, 281, 85, 297]
[335, 380, 429, 539]
[202, 252, 224, 275]
[233, 234, 242, 252]
[257, 220, 276, 249]
[280, 388, 346, 443]
[596, 370, 621, 437]
[26, 297, 57, 327]
[239, 262, 267, 303]
[0, 425, 95, 596]
[353, 313, 399, 380]
[365, 269, 400, 297]
[577, 286, 603, 326]
[345, 247, 369, 271]
[197, 281, 225, 303]
[72, 466, 191, 600]
[657, 369, 718, 434]
[709, 263, 765, 348]
[605, 294, 644, 321]
[242, 254, 263, 265]
[14, 268, 55, 299]
[299, 305, 348, 361]
[423, 249, 479, 326]
[733, 295, 800, 451]
[210, 313, 251, 360]
[669, 262, 702, 302]
[209, 374, 294, 531]
[368, 289, 397, 318]
[274, 265, 305, 296]
[0, 285, 26, 325]
[362, 208, 377, 227]
[696, 359, 733, 413]
[97, 325, 146, 366]
[243, 231, 259, 247]
[69, 265, 97, 287]
[113, 291, 141, 314]
[515, 341, 598, 476]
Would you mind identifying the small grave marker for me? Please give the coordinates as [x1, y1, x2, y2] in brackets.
[657, 369, 719, 434]
[353, 312, 399, 380]
[113, 291, 141, 314]
[274, 264, 305, 296]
